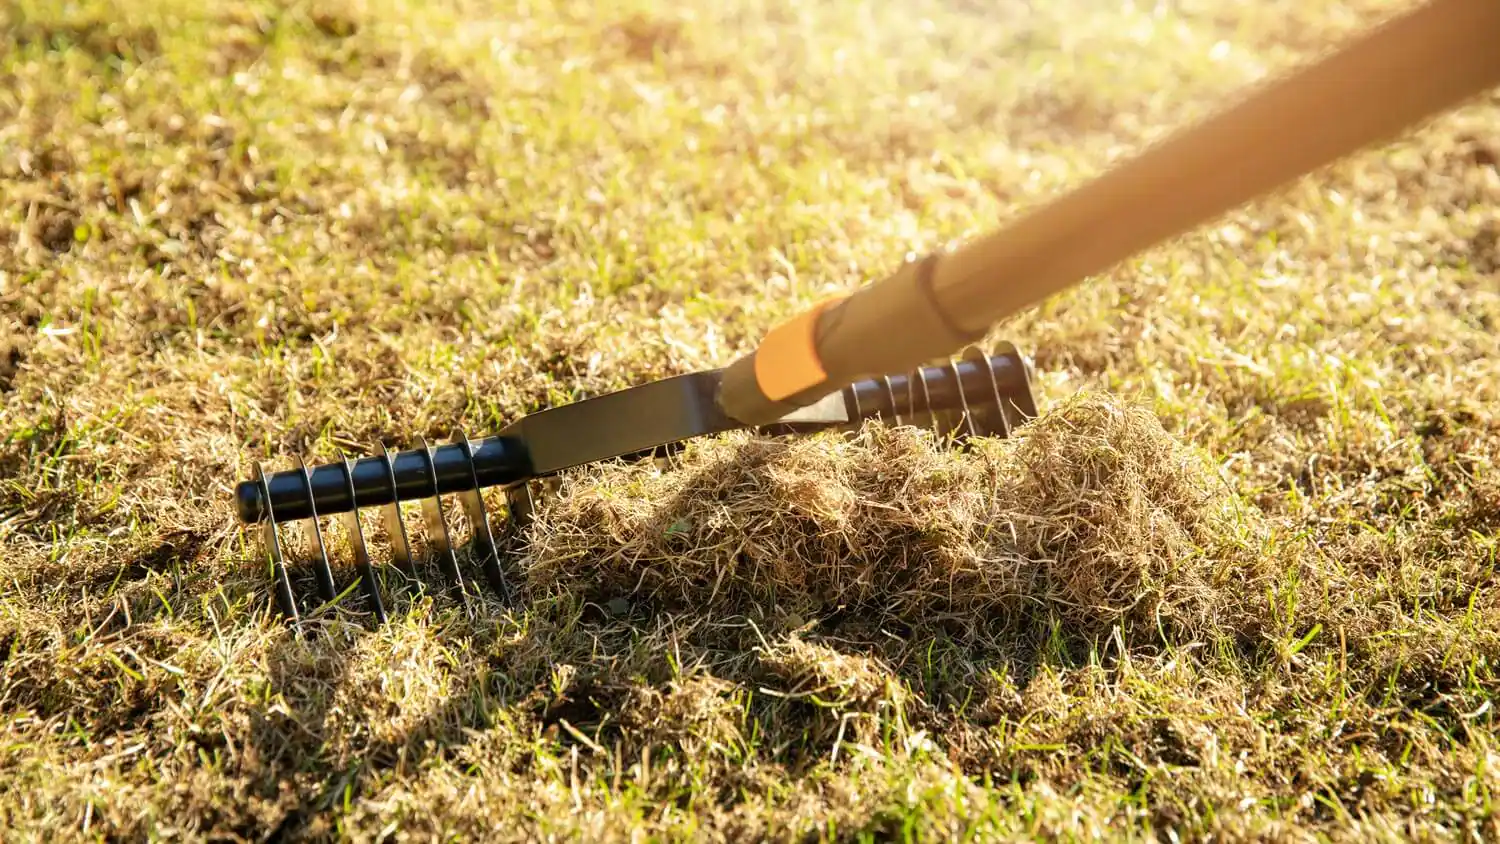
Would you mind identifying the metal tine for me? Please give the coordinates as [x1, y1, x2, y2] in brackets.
[882, 375, 903, 428]
[297, 455, 340, 605]
[963, 345, 1012, 438]
[339, 454, 388, 624]
[995, 340, 1041, 425]
[415, 435, 472, 612]
[946, 360, 980, 442]
[501, 479, 537, 557]
[652, 447, 675, 477]
[453, 428, 513, 604]
[913, 365, 940, 439]
[255, 462, 300, 626]
[378, 442, 419, 590]
[847, 383, 865, 426]
[505, 482, 535, 538]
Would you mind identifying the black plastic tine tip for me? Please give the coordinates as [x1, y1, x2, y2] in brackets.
[297, 455, 340, 604]
[340, 453, 388, 624]
[255, 462, 300, 626]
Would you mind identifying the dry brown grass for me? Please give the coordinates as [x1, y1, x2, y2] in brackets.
[525, 391, 1271, 646]
[3, 0, 1499, 840]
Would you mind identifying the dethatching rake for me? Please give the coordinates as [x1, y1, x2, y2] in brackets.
[235, 344, 1041, 624]
[232, 0, 1500, 624]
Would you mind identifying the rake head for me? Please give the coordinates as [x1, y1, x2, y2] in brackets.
[234, 342, 1041, 626]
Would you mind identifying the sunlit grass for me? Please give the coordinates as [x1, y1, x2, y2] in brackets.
[2, 0, 1498, 839]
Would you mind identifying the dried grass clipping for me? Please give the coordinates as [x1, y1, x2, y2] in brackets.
[521, 391, 1271, 644]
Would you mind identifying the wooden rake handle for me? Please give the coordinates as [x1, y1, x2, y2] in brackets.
[717, 0, 1500, 425]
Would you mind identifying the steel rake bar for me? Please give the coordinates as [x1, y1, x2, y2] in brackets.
[235, 343, 1041, 626]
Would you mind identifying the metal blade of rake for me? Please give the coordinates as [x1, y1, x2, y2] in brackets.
[415, 435, 473, 615]
[339, 453, 388, 624]
[454, 428, 513, 604]
[254, 462, 300, 627]
[378, 441, 420, 591]
[296, 455, 340, 606]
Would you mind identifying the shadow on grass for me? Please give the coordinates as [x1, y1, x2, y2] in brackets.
[242, 541, 518, 841]
[216, 434, 1201, 838]
[237, 570, 1058, 840]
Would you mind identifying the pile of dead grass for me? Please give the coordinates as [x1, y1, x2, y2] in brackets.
[521, 391, 1274, 647]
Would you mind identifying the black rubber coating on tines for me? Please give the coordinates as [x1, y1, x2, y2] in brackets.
[236, 345, 1039, 624]
[239, 435, 531, 524]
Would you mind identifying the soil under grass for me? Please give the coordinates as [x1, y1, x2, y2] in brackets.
[3, 0, 1499, 840]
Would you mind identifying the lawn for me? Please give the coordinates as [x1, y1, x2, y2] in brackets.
[2, 0, 1499, 840]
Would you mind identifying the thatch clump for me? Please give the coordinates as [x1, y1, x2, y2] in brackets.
[521, 391, 1273, 645]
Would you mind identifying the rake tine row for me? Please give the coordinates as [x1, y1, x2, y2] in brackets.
[252, 431, 536, 627]
[239, 345, 1041, 628]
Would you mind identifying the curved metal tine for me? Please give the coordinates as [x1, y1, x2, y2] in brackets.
[378, 443, 419, 591]
[649, 440, 675, 474]
[963, 345, 1011, 438]
[297, 455, 340, 605]
[995, 339, 1041, 425]
[255, 462, 301, 627]
[340, 454, 388, 624]
[906, 370, 917, 427]
[416, 436, 471, 611]
[505, 481, 535, 539]
[947, 360, 979, 443]
[454, 428, 512, 604]
[914, 365, 939, 439]
[882, 375, 903, 428]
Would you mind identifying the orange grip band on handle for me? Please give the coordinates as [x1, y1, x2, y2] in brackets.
[752, 296, 844, 401]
